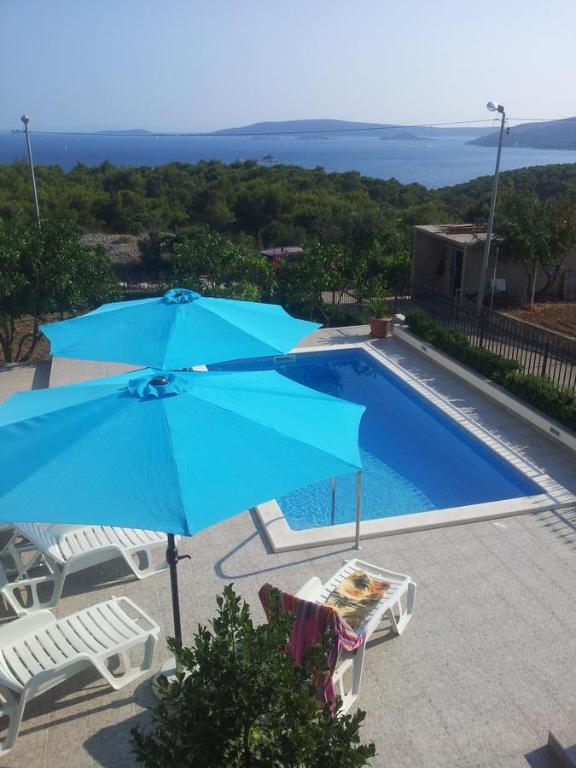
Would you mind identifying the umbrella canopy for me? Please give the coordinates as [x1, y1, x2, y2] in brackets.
[0, 368, 364, 536]
[41, 289, 321, 370]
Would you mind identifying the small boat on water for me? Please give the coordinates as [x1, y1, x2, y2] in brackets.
[261, 153, 279, 164]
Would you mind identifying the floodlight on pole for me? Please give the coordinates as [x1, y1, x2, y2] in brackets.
[477, 101, 506, 313]
[20, 114, 41, 226]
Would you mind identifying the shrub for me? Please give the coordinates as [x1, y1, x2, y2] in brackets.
[405, 308, 436, 339]
[429, 325, 469, 357]
[503, 372, 576, 431]
[406, 309, 520, 382]
[406, 308, 576, 432]
[460, 346, 521, 383]
[132, 585, 376, 768]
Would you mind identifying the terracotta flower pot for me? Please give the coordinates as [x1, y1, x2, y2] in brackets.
[369, 317, 392, 338]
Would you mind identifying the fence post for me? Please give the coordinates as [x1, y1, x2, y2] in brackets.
[541, 343, 549, 378]
[478, 310, 486, 349]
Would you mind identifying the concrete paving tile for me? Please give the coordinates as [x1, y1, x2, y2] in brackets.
[3, 334, 576, 767]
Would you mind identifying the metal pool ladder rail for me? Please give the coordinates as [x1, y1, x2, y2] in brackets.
[329, 472, 362, 550]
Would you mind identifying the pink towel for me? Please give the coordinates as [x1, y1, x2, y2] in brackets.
[259, 583, 364, 709]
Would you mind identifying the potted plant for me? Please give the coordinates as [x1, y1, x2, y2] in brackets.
[366, 297, 393, 338]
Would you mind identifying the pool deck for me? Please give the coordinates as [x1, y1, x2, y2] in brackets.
[1, 325, 575, 767]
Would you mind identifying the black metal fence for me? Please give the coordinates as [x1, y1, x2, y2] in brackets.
[409, 284, 576, 391]
[321, 290, 412, 324]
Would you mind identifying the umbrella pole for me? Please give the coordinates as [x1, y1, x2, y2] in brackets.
[153, 534, 187, 697]
[166, 533, 185, 646]
[354, 471, 362, 550]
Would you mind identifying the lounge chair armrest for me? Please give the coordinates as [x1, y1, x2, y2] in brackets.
[0, 611, 56, 644]
[109, 595, 161, 636]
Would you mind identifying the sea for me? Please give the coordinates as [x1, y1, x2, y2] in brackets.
[2, 131, 576, 189]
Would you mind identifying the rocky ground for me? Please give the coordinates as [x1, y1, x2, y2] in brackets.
[504, 302, 576, 340]
[80, 233, 141, 264]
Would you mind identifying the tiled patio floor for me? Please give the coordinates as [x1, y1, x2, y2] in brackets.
[1, 327, 575, 767]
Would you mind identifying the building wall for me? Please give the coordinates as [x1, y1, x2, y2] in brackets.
[412, 231, 452, 293]
[414, 227, 576, 302]
[496, 247, 576, 301]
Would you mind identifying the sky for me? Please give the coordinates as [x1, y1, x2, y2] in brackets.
[1, 0, 575, 132]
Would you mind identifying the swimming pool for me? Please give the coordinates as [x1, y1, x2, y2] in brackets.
[212, 344, 566, 549]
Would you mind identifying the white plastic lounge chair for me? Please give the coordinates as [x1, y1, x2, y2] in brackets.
[0, 596, 159, 754]
[296, 558, 416, 713]
[0, 524, 174, 615]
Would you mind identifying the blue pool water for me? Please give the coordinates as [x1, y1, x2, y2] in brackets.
[211, 349, 541, 530]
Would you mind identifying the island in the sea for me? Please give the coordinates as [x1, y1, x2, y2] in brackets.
[380, 131, 430, 141]
[468, 117, 576, 150]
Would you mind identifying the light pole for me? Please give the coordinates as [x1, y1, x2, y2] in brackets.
[20, 114, 41, 226]
[477, 101, 506, 313]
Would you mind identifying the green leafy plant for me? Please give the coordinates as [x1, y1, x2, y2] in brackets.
[366, 297, 392, 319]
[405, 308, 576, 431]
[132, 585, 376, 768]
[0, 217, 117, 362]
[504, 371, 576, 430]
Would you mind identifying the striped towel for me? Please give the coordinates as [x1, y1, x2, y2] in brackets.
[259, 583, 364, 709]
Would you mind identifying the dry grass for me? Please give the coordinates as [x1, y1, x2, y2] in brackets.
[505, 302, 576, 339]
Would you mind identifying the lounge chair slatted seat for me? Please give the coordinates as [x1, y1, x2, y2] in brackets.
[0, 524, 175, 615]
[294, 558, 416, 713]
[0, 596, 159, 754]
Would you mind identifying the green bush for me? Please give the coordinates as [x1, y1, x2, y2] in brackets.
[132, 585, 376, 768]
[406, 308, 576, 431]
[460, 346, 521, 383]
[405, 308, 435, 339]
[429, 325, 469, 357]
[406, 309, 520, 382]
[503, 372, 576, 431]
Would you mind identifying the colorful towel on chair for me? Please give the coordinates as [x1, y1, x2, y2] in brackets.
[259, 583, 364, 709]
[325, 569, 390, 630]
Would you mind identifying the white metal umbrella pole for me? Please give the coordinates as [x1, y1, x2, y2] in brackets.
[354, 471, 362, 550]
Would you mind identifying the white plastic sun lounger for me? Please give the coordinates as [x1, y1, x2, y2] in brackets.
[0, 596, 159, 754]
[0, 524, 175, 615]
[296, 558, 416, 714]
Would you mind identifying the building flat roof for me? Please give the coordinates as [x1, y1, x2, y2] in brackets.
[415, 224, 488, 246]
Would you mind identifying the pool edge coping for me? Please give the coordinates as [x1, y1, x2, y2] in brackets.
[254, 340, 575, 552]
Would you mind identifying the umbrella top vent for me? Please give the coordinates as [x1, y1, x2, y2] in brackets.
[163, 288, 201, 304]
[128, 372, 188, 400]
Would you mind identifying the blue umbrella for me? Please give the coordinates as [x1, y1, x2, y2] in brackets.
[0, 368, 364, 644]
[41, 288, 320, 370]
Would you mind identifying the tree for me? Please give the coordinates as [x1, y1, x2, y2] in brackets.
[498, 193, 576, 302]
[170, 227, 273, 300]
[278, 243, 346, 322]
[380, 251, 412, 310]
[535, 197, 576, 298]
[132, 585, 376, 768]
[138, 231, 174, 278]
[0, 218, 117, 362]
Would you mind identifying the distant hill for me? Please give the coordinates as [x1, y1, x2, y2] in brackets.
[468, 118, 576, 150]
[211, 119, 493, 139]
[93, 129, 153, 135]
[83, 120, 494, 140]
[212, 119, 392, 136]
